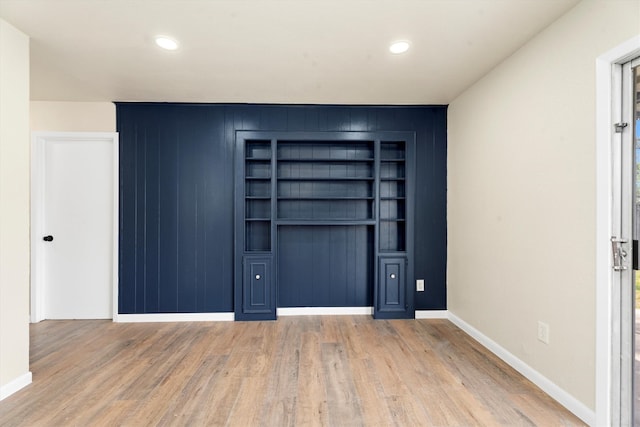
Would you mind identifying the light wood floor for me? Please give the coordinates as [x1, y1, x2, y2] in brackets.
[0, 317, 584, 426]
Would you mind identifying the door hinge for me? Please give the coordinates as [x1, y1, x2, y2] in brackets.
[614, 122, 629, 133]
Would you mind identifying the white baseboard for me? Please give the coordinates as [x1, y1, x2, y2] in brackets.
[0, 371, 32, 401]
[277, 307, 373, 316]
[447, 312, 595, 426]
[115, 308, 446, 319]
[415, 310, 448, 319]
[114, 313, 234, 323]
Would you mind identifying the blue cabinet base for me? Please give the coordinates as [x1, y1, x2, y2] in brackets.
[235, 256, 276, 321]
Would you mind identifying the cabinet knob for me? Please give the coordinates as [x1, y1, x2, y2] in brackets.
[43, 235, 54, 242]
[255, 274, 261, 280]
[390, 273, 396, 279]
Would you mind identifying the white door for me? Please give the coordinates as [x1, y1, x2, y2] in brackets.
[32, 132, 118, 320]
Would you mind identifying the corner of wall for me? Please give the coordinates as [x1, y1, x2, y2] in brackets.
[0, 18, 32, 398]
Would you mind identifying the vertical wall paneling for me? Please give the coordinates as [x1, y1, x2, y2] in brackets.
[277, 225, 373, 308]
[117, 104, 447, 315]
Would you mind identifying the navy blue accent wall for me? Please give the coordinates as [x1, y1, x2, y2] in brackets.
[117, 103, 447, 314]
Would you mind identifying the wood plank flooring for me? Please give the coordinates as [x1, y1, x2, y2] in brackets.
[0, 317, 585, 426]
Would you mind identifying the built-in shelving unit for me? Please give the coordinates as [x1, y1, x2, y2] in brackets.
[379, 141, 406, 252]
[235, 132, 414, 321]
[276, 142, 375, 223]
[244, 140, 272, 252]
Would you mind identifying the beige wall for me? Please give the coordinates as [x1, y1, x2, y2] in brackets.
[448, 0, 640, 411]
[31, 101, 116, 132]
[0, 19, 31, 394]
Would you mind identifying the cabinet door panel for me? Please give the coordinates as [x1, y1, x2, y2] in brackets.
[239, 256, 275, 320]
[376, 257, 407, 317]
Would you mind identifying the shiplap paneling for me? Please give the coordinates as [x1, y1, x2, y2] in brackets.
[117, 104, 446, 314]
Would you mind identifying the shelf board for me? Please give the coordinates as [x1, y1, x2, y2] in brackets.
[379, 249, 407, 254]
[380, 177, 406, 181]
[380, 197, 405, 200]
[276, 219, 376, 226]
[245, 176, 272, 180]
[245, 196, 271, 200]
[246, 157, 271, 161]
[380, 218, 406, 222]
[380, 158, 405, 162]
[277, 196, 374, 200]
[245, 218, 271, 221]
[277, 158, 374, 163]
[277, 177, 374, 181]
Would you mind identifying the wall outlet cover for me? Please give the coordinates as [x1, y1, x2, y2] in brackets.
[537, 321, 550, 344]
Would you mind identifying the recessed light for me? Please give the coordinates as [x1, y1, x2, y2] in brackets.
[155, 36, 179, 51]
[389, 41, 410, 54]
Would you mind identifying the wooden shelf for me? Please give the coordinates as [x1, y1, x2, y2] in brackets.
[277, 196, 375, 200]
[277, 158, 374, 163]
[276, 219, 376, 226]
[277, 177, 374, 181]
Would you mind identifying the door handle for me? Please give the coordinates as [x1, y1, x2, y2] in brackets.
[611, 237, 628, 271]
[43, 235, 53, 242]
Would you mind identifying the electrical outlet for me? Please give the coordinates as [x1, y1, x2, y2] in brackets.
[537, 321, 550, 344]
[416, 279, 425, 292]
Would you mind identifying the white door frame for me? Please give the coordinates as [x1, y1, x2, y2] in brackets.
[30, 131, 119, 323]
[595, 35, 640, 427]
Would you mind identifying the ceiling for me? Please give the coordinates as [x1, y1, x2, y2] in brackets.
[0, 0, 580, 104]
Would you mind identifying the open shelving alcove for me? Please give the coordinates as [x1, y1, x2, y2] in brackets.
[234, 131, 415, 320]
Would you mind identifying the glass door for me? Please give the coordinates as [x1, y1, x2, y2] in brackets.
[633, 59, 640, 426]
[610, 56, 638, 427]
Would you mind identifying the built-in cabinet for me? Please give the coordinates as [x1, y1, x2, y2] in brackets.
[376, 141, 411, 319]
[235, 131, 414, 320]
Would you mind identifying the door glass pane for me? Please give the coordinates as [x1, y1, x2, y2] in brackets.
[634, 64, 640, 426]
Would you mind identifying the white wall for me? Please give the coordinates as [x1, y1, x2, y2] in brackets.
[448, 0, 640, 413]
[31, 101, 115, 132]
[0, 19, 31, 399]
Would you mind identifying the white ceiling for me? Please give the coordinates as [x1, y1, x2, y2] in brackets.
[0, 0, 580, 104]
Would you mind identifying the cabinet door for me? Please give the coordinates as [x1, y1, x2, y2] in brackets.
[238, 256, 275, 320]
[375, 257, 408, 318]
